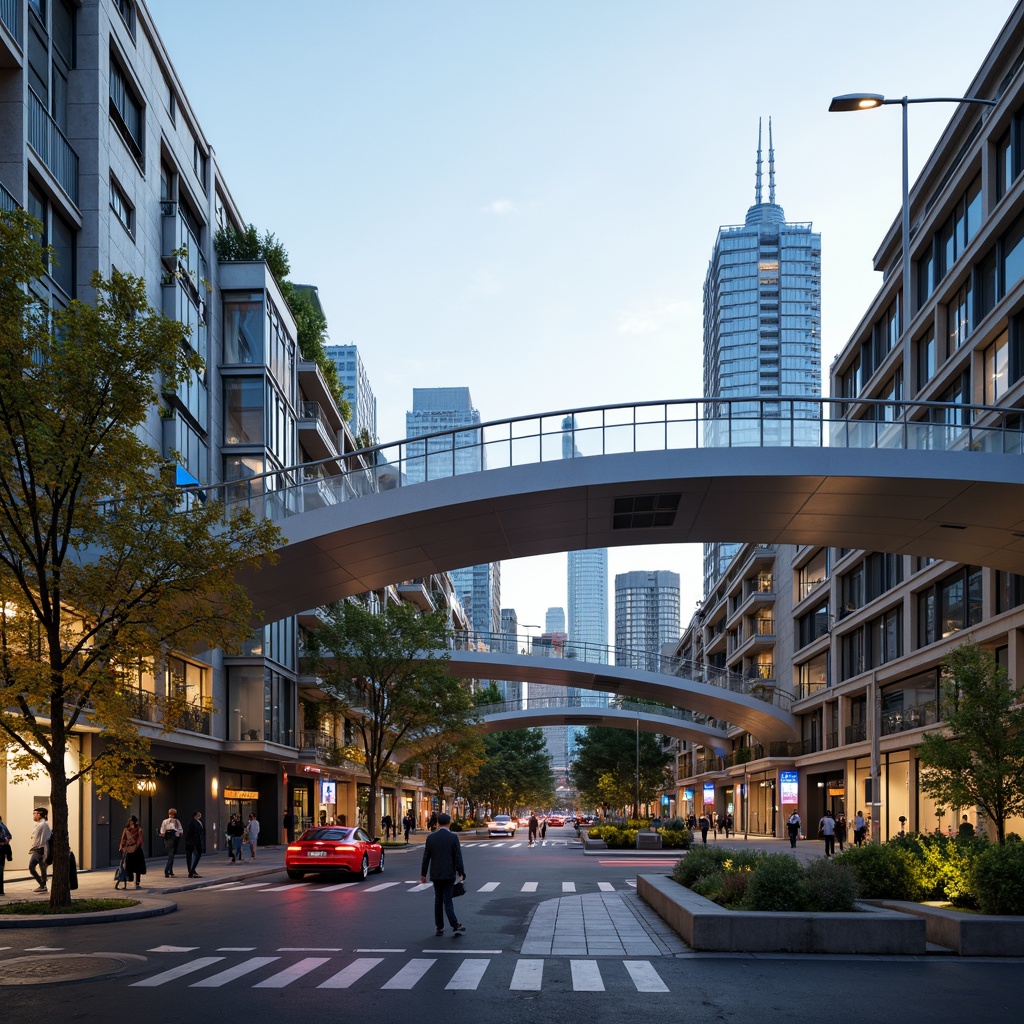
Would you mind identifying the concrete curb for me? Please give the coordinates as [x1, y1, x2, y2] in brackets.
[874, 900, 1024, 956]
[0, 898, 177, 929]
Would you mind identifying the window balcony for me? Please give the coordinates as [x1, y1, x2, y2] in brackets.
[297, 401, 342, 464]
[0, 177, 17, 214]
[28, 89, 78, 205]
[1, 0, 21, 67]
[881, 700, 940, 736]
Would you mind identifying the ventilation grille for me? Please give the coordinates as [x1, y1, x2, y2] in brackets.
[612, 493, 681, 530]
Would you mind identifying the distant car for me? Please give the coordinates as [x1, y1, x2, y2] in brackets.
[488, 814, 517, 838]
[285, 826, 384, 881]
[547, 815, 565, 827]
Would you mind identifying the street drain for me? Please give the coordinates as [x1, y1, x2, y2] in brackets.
[0, 952, 147, 985]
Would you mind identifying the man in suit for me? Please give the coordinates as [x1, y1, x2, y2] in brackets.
[419, 812, 466, 937]
[184, 810, 205, 878]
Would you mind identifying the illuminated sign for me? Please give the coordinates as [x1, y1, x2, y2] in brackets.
[683, 788, 694, 802]
[223, 789, 259, 801]
[703, 782, 715, 806]
[321, 780, 336, 804]
[302, 765, 323, 774]
[779, 770, 799, 805]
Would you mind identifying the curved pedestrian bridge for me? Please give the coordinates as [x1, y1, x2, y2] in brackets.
[206, 396, 1024, 621]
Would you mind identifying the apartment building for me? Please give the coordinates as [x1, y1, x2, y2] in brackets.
[675, 3, 1024, 842]
[0, 0, 456, 866]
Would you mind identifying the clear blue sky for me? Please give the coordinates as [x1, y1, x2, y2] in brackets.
[154, 0, 1015, 632]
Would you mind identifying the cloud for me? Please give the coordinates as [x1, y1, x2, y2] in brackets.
[617, 300, 690, 335]
[483, 199, 517, 215]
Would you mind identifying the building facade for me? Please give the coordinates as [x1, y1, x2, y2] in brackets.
[676, 3, 1024, 843]
[702, 120, 822, 594]
[325, 342, 377, 443]
[614, 571, 681, 673]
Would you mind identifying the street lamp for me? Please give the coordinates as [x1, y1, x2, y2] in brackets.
[829, 91, 996, 842]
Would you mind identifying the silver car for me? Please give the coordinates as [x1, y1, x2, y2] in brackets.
[488, 814, 516, 838]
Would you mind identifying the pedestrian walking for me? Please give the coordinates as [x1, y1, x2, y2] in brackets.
[853, 810, 867, 846]
[185, 810, 205, 878]
[787, 810, 801, 848]
[28, 807, 51, 893]
[381, 813, 394, 841]
[419, 812, 466, 937]
[819, 809, 836, 858]
[159, 808, 183, 877]
[528, 812, 539, 846]
[403, 812, 413, 843]
[119, 815, 147, 889]
[245, 812, 260, 860]
[226, 813, 244, 863]
[540, 818, 547, 840]
[283, 810, 297, 843]
[723, 812, 733, 838]
[835, 812, 848, 851]
[698, 812, 710, 845]
[0, 813, 12, 895]
[429, 810, 438, 832]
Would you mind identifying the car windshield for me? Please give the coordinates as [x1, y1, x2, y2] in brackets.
[494, 816, 510, 822]
[298, 827, 351, 842]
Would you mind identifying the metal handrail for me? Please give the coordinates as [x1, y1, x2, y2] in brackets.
[474, 695, 725, 731]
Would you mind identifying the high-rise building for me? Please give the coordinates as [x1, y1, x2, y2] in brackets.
[324, 343, 377, 443]
[545, 607, 566, 634]
[568, 550, 608, 661]
[702, 119, 821, 594]
[615, 571, 681, 673]
[404, 388, 500, 636]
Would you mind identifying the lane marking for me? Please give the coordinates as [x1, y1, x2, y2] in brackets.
[510, 959, 544, 990]
[571, 959, 605, 991]
[597, 882, 615, 892]
[521, 882, 538, 892]
[147, 945, 199, 953]
[318, 957, 383, 989]
[315, 882, 359, 892]
[275, 947, 342, 952]
[254, 956, 332, 988]
[624, 960, 669, 993]
[477, 882, 500, 892]
[363, 881, 402, 892]
[562, 881, 577, 892]
[190, 956, 280, 987]
[445, 957, 490, 990]
[131, 956, 225, 987]
[381, 957, 434, 990]
[260, 883, 308, 892]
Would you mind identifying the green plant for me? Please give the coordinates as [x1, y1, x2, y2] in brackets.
[799, 858, 859, 912]
[973, 842, 1024, 914]
[671, 846, 761, 888]
[834, 843, 925, 900]
[741, 853, 803, 911]
[659, 828, 692, 850]
[717, 869, 752, 908]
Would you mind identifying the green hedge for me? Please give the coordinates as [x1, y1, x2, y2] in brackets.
[973, 843, 1024, 915]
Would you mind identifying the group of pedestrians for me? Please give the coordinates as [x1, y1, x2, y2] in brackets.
[786, 808, 868, 855]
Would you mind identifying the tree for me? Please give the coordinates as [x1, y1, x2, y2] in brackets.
[0, 210, 281, 908]
[570, 726, 673, 818]
[405, 730, 486, 819]
[307, 599, 473, 833]
[470, 729, 554, 813]
[919, 642, 1024, 844]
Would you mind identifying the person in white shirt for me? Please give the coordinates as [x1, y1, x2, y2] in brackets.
[28, 807, 51, 893]
[245, 813, 261, 861]
[159, 808, 183, 878]
[819, 809, 837, 858]
[786, 811, 801, 848]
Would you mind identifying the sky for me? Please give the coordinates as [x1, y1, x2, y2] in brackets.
[153, 0, 1015, 635]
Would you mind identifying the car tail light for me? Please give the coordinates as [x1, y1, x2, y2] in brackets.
[334, 844, 356, 852]
[286, 845, 301, 852]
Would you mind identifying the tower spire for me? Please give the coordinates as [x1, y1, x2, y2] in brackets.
[755, 117, 763, 205]
[768, 116, 776, 205]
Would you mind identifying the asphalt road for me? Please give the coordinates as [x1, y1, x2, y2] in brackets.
[0, 826, 1021, 1022]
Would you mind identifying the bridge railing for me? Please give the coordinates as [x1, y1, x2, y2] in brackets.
[187, 395, 1024, 525]
[452, 630, 793, 710]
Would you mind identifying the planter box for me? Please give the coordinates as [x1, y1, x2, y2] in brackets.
[875, 900, 1024, 956]
[637, 873, 926, 954]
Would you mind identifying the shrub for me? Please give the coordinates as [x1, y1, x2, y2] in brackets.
[588, 826, 636, 849]
[717, 868, 752, 908]
[800, 858, 859, 912]
[741, 853, 803, 911]
[672, 846, 735, 888]
[873, 833, 985, 907]
[660, 817, 689, 831]
[691, 872, 725, 902]
[660, 828, 692, 850]
[973, 843, 1024, 915]
[834, 843, 924, 901]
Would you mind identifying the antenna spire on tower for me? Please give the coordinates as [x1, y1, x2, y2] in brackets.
[768, 117, 776, 205]
[755, 117, 763, 205]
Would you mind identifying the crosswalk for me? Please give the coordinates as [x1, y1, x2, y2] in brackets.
[206, 879, 634, 895]
[130, 952, 673, 992]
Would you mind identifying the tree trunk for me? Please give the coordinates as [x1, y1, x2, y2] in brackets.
[48, 701, 71, 909]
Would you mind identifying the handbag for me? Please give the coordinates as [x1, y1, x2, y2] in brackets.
[114, 857, 128, 889]
[3, 843, 11, 861]
[452, 880, 466, 898]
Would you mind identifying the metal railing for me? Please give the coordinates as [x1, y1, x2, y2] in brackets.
[880, 700, 941, 736]
[120, 689, 212, 735]
[0, 0, 19, 43]
[0, 178, 17, 215]
[475, 694, 723, 730]
[451, 630, 792, 710]
[27, 88, 78, 205]
[185, 395, 1024, 528]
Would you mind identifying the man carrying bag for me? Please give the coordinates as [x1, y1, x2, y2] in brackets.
[419, 812, 466, 937]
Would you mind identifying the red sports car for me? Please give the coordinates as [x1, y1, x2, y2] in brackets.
[285, 826, 384, 881]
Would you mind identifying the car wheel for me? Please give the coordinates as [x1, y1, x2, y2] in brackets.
[374, 851, 385, 874]
[287, 870, 304, 881]
[357, 855, 369, 880]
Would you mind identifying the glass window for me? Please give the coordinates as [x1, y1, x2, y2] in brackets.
[964, 176, 982, 244]
[114, 0, 135, 38]
[948, 279, 972, 351]
[109, 175, 133, 235]
[223, 298, 263, 364]
[917, 333, 937, 387]
[985, 331, 1009, 404]
[1003, 212, 1024, 293]
[108, 54, 143, 161]
[223, 377, 264, 445]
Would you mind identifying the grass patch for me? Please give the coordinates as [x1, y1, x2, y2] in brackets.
[0, 898, 140, 916]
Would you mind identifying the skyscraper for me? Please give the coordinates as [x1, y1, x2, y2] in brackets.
[324, 343, 377, 443]
[568, 549, 608, 661]
[545, 607, 566, 634]
[702, 119, 821, 594]
[614, 571, 681, 673]
[404, 388, 500, 636]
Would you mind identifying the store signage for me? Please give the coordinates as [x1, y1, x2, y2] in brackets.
[321, 780, 336, 804]
[779, 770, 799, 804]
[703, 782, 715, 806]
[302, 764, 322, 774]
[224, 789, 259, 801]
[683, 788, 694, 802]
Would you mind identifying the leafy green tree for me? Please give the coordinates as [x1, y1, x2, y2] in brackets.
[0, 210, 280, 909]
[470, 729, 554, 812]
[570, 726, 674, 818]
[919, 642, 1024, 844]
[307, 599, 473, 833]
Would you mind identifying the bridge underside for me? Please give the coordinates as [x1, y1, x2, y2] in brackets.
[476, 707, 729, 753]
[241, 447, 1024, 624]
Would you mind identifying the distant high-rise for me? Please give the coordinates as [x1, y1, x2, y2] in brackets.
[325, 343, 377, 442]
[405, 388, 499, 636]
[702, 119, 821, 594]
[496, 608, 522, 704]
[615, 571, 681, 673]
[545, 607, 566, 634]
[568, 550, 608, 661]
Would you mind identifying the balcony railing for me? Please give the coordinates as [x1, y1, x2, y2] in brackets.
[881, 700, 941, 736]
[845, 722, 867, 744]
[27, 89, 78, 205]
[0, 178, 17, 215]
[0, 0, 20, 43]
[120, 689, 212, 736]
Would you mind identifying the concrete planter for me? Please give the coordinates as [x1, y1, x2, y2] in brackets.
[874, 900, 1024, 956]
[638, 873, 926, 954]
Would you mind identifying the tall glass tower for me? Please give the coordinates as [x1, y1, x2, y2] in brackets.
[614, 570, 681, 673]
[405, 388, 500, 636]
[702, 119, 821, 594]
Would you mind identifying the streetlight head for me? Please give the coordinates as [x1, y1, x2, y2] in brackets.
[829, 93, 885, 112]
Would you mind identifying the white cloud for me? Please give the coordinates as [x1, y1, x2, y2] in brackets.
[483, 198, 517, 215]
[617, 300, 690, 335]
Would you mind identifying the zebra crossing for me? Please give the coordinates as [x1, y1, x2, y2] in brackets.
[129, 951, 674, 992]
[206, 878, 633, 895]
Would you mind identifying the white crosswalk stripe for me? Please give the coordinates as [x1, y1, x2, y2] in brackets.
[129, 954, 672, 992]
[363, 881, 402, 892]
[521, 882, 538, 892]
[207, 878, 626, 896]
[477, 882, 500, 892]
[562, 881, 577, 892]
